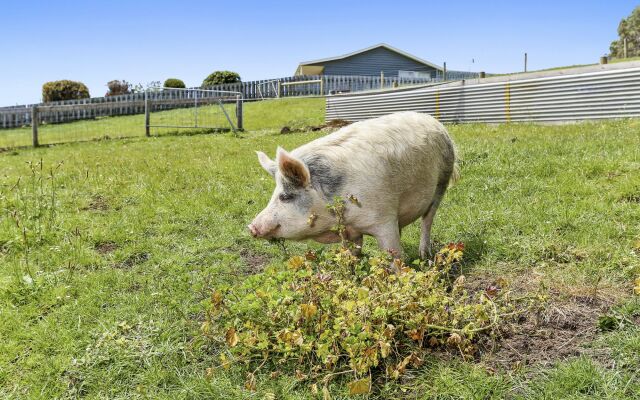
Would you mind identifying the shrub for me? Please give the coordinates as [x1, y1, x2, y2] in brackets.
[202, 198, 522, 394]
[105, 80, 132, 97]
[42, 80, 90, 102]
[202, 71, 241, 87]
[163, 78, 186, 88]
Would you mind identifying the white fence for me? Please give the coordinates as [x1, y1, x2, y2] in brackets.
[326, 62, 640, 123]
[0, 72, 478, 129]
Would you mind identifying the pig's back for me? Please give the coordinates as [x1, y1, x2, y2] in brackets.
[294, 111, 454, 176]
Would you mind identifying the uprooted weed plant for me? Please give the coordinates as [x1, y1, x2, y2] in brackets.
[202, 198, 529, 395]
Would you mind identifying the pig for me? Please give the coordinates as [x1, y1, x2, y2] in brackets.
[248, 111, 459, 259]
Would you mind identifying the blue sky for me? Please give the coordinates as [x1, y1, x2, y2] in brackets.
[0, 0, 636, 106]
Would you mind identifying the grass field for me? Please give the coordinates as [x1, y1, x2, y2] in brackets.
[0, 97, 325, 149]
[1, 98, 639, 399]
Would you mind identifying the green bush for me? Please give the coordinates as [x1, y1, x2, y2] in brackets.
[163, 78, 186, 89]
[202, 71, 241, 87]
[203, 199, 522, 394]
[42, 80, 90, 102]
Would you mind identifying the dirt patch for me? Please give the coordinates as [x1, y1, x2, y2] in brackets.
[480, 292, 612, 371]
[280, 119, 352, 134]
[83, 194, 109, 211]
[309, 119, 352, 131]
[117, 252, 150, 269]
[620, 192, 640, 203]
[95, 241, 118, 254]
[238, 248, 270, 274]
[453, 272, 621, 371]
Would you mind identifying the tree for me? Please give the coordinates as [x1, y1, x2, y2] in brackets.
[610, 6, 640, 58]
[106, 80, 132, 96]
[163, 78, 186, 88]
[202, 71, 241, 87]
[42, 80, 90, 102]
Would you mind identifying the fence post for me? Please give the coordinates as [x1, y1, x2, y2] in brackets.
[277, 80, 281, 98]
[320, 77, 324, 96]
[236, 95, 243, 131]
[31, 105, 39, 147]
[380, 71, 384, 89]
[144, 91, 150, 137]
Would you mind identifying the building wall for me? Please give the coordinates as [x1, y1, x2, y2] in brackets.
[307, 47, 439, 77]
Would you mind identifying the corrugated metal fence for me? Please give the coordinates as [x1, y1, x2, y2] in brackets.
[326, 63, 640, 123]
[0, 72, 476, 129]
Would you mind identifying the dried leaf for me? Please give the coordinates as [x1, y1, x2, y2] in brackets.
[226, 328, 239, 347]
[347, 377, 371, 395]
[347, 194, 361, 206]
[287, 256, 305, 269]
[447, 332, 462, 347]
[322, 385, 331, 400]
[300, 303, 318, 320]
[485, 285, 499, 298]
[211, 290, 223, 307]
[379, 341, 391, 358]
[307, 212, 318, 227]
[244, 372, 256, 391]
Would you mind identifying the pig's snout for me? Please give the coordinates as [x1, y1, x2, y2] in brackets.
[247, 223, 259, 238]
[247, 221, 280, 239]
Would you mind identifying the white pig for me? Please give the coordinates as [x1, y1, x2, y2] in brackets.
[248, 111, 459, 258]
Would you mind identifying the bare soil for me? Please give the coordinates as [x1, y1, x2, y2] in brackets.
[238, 248, 270, 274]
[83, 194, 109, 211]
[95, 241, 118, 254]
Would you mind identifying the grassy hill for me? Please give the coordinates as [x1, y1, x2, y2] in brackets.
[0, 98, 639, 398]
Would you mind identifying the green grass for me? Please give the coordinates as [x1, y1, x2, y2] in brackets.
[1, 98, 639, 399]
[0, 97, 325, 149]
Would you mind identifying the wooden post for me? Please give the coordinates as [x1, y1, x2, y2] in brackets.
[443, 62, 447, 81]
[600, 56, 608, 65]
[236, 95, 243, 131]
[31, 105, 39, 147]
[479, 71, 486, 78]
[380, 71, 384, 89]
[144, 92, 150, 137]
[524, 53, 528, 72]
[319, 77, 324, 96]
[624, 38, 628, 59]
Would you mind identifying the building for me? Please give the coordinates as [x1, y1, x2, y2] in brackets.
[295, 43, 443, 79]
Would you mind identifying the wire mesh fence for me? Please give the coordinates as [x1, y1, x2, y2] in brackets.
[0, 88, 242, 149]
[146, 88, 241, 136]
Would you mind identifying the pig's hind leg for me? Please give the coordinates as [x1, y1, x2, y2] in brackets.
[419, 185, 448, 259]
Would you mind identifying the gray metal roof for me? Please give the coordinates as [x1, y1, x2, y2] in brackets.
[298, 43, 443, 71]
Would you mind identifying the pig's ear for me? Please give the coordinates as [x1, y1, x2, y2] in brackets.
[256, 151, 276, 177]
[276, 147, 310, 187]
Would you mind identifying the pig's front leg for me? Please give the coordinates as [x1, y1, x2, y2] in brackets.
[372, 221, 403, 258]
[350, 234, 363, 257]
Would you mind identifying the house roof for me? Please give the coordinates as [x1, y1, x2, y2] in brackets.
[297, 43, 443, 71]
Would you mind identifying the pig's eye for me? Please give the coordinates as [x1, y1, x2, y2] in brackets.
[279, 193, 295, 202]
